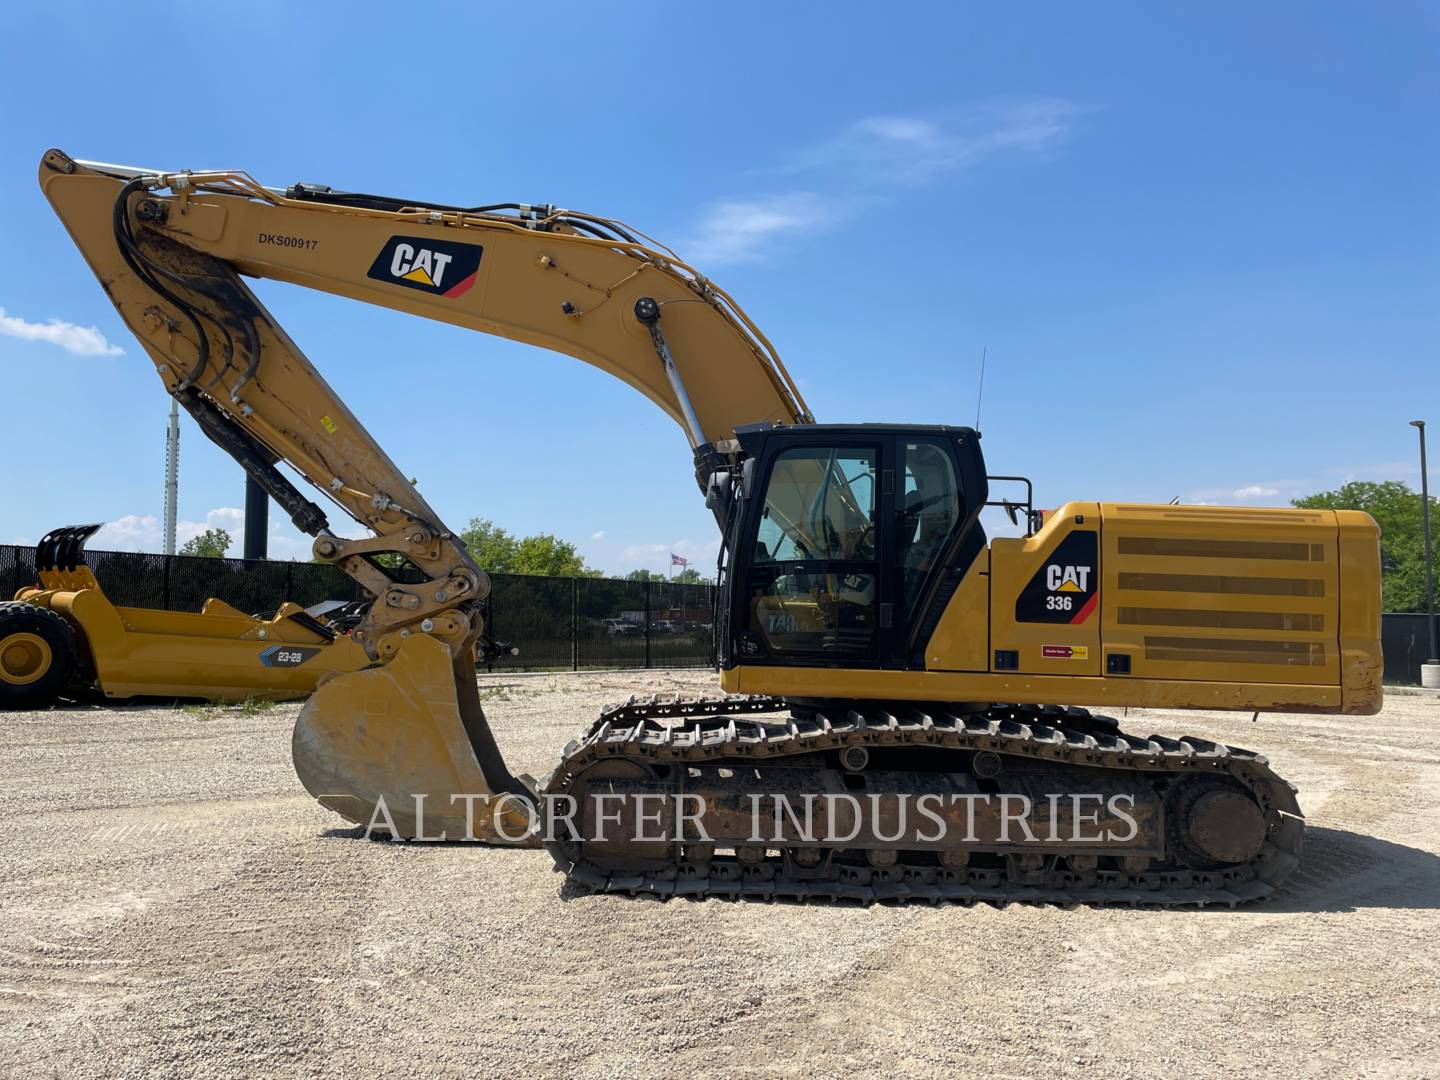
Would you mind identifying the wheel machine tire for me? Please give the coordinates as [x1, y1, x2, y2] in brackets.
[0, 601, 79, 709]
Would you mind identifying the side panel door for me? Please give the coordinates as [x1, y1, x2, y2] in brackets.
[987, 502, 1103, 675]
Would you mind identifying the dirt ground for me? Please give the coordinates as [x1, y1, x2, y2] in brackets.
[1, 672, 1437, 1079]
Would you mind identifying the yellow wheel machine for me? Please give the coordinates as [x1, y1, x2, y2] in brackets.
[31, 149, 1382, 905]
[0, 523, 370, 708]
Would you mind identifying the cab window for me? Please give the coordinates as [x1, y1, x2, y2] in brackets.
[746, 447, 878, 658]
[899, 440, 960, 616]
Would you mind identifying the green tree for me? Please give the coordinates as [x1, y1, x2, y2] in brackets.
[511, 533, 592, 577]
[459, 519, 519, 570]
[625, 567, 707, 584]
[179, 527, 232, 559]
[1292, 480, 1438, 611]
[459, 518, 594, 577]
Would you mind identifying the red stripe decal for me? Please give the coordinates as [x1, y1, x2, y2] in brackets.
[1069, 592, 1098, 625]
[443, 270, 478, 298]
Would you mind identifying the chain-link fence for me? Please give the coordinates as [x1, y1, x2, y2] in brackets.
[483, 575, 716, 671]
[0, 543, 715, 672]
[1381, 612, 1439, 686]
[9, 540, 1430, 683]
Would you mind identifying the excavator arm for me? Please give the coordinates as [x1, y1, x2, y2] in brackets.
[39, 148, 810, 838]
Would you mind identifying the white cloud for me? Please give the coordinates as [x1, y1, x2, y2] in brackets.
[852, 116, 942, 144]
[1187, 462, 1427, 506]
[590, 530, 606, 541]
[0, 306, 123, 357]
[263, 530, 315, 562]
[94, 509, 239, 555]
[683, 193, 831, 265]
[92, 514, 183, 551]
[675, 537, 720, 558]
[1189, 478, 1299, 503]
[1325, 459, 1419, 484]
[620, 542, 669, 564]
[89, 507, 312, 561]
[782, 99, 1080, 187]
[965, 98, 1082, 154]
[686, 99, 1081, 264]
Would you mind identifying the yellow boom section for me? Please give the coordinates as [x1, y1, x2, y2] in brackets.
[40, 152, 807, 451]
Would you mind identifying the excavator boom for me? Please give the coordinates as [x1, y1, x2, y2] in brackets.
[39, 149, 811, 841]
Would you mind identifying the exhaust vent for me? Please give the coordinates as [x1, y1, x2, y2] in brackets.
[1118, 572, 1324, 597]
[1144, 636, 1326, 666]
[1116, 537, 1324, 562]
[1118, 607, 1323, 632]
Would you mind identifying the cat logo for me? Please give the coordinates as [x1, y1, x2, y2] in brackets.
[1046, 564, 1091, 593]
[1016, 531, 1099, 625]
[367, 235, 483, 298]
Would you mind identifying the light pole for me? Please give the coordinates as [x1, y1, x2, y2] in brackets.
[1411, 420, 1439, 686]
[163, 398, 179, 556]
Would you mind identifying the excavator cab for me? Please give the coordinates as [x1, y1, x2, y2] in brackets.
[719, 424, 989, 671]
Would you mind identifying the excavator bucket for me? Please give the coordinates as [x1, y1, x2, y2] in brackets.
[292, 632, 539, 845]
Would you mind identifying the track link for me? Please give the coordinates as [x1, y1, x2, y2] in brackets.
[543, 694, 1304, 908]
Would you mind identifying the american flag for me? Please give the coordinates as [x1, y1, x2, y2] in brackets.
[670, 553, 688, 568]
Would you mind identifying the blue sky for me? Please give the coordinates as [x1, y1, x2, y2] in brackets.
[2, 3, 1436, 573]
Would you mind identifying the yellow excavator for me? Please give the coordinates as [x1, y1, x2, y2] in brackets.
[35, 149, 1382, 905]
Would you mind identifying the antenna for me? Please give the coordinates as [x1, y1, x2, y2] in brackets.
[974, 346, 988, 431]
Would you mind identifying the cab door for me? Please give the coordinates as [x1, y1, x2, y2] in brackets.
[892, 434, 973, 667]
[733, 440, 890, 666]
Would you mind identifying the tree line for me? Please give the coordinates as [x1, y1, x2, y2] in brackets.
[178, 518, 709, 582]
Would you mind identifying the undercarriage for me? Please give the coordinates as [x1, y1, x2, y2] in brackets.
[542, 695, 1303, 907]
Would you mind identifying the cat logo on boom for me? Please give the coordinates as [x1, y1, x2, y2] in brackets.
[367, 235, 483, 298]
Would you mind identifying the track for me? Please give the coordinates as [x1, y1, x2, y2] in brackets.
[543, 695, 1304, 906]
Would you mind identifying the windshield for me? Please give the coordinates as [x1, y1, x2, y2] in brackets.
[754, 447, 876, 563]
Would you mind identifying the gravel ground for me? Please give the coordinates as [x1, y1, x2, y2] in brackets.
[1, 671, 1437, 1079]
